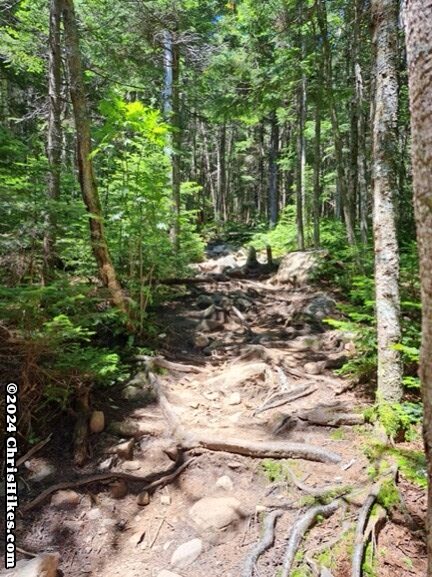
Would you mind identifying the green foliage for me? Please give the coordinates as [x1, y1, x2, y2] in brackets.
[363, 442, 427, 489]
[377, 480, 400, 511]
[364, 402, 422, 440]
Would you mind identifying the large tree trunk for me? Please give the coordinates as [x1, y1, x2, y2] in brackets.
[405, 1, 432, 571]
[295, 72, 306, 250]
[62, 0, 131, 320]
[371, 0, 402, 403]
[268, 111, 279, 229]
[44, 0, 63, 278]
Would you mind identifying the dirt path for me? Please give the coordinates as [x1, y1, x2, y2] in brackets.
[11, 249, 427, 577]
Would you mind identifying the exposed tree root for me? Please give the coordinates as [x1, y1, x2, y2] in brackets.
[254, 384, 317, 415]
[181, 434, 342, 463]
[281, 499, 341, 577]
[352, 467, 397, 577]
[304, 519, 352, 577]
[285, 465, 349, 498]
[22, 456, 195, 513]
[242, 509, 283, 577]
[139, 355, 204, 374]
[158, 275, 230, 285]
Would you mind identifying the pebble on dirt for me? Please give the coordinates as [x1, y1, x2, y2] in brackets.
[0, 552, 60, 577]
[89, 410, 105, 433]
[50, 489, 81, 509]
[170, 538, 203, 569]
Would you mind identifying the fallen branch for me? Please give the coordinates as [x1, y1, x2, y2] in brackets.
[242, 509, 283, 577]
[281, 499, 341, 577]
[17, 434, 53, 467]
[182, 435, 342, 464]
[22, 456, 194, 513]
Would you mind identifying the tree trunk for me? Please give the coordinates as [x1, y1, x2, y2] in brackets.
[354, 0, 368, 245]
[313, 96, 321, 248]
[44, 0, 63, 278]
[296, 75, 306, 250]
[316, 0, 356, 245]
[163, 30, 181, 251]
[371, 0, 402, 403]
[405, 1, 432, 571]
[62, 0, 131, 320]
[268, 111, 279, 229]
[217, 123, 227, 223]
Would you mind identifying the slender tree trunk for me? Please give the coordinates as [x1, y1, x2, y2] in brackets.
[317, 0, 356, 245]
[62, 0, 131, 320]
[371, 0, 402, 403]
[313, 96, 321, 248]
[163, 30, 181, 251]
[268, 111, 279, 229]
[216, 123, 227, 223]
[44, 0, 63, 278]
[405, 2, 432, 571]
[0, 65, 9, 128]
[296, 76, 306, 250]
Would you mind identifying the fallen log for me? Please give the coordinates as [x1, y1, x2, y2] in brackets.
[281, 499, 341, 577]
[243, 509, 283, 577]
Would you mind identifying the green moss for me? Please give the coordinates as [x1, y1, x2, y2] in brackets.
[330, 428, 345, 441]
[362, 440, 427, 489]
[377, 480, 400, 511]
[261, 459, 288, 483]
[362, 541, 377, 577]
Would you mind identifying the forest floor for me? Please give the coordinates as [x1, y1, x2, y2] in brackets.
[6, 247, 427, 577]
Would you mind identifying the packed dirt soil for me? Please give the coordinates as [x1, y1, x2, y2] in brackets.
[2, 247, 427, 577]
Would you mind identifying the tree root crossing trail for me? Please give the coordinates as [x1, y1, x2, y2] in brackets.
[13, 248, 416, 577]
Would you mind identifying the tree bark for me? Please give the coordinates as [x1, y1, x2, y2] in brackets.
[316, 0, 356, 245]
[371, 0, 402, 403]
[62, 0, 131, 320]
[313, 86, 322, 248]
[44, 0, 63, 278]
[268, 111, 279, 229]
[405, 1, 432, 571]
[163, 30, 181, 251]
[296, 70, 306, 250]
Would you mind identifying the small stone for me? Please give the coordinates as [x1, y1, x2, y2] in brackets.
[89, 410, 105, 433]
[137, 491, 150, 506]
[170, 538, 203, 569]
[304, 361, 324, 375]
[86, 508, 102, 520]
[256, 505, 270, 514]
[189, 497, 243, 532]
[51, 490, 80, 510]
[2, 553, 60, 577]
[203, 391, 220, 401]
[114, 439, 134, 461]
[196, 294, 214, 309]
[226, 392, 241, 406]
[189, 401, 199, 409]
[215, 475, 234, 491]
[122, 460, 142, 472]
[161, 495, 172, 506]
[110, 479, 128, 499]
[194, 334, 210, 349]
